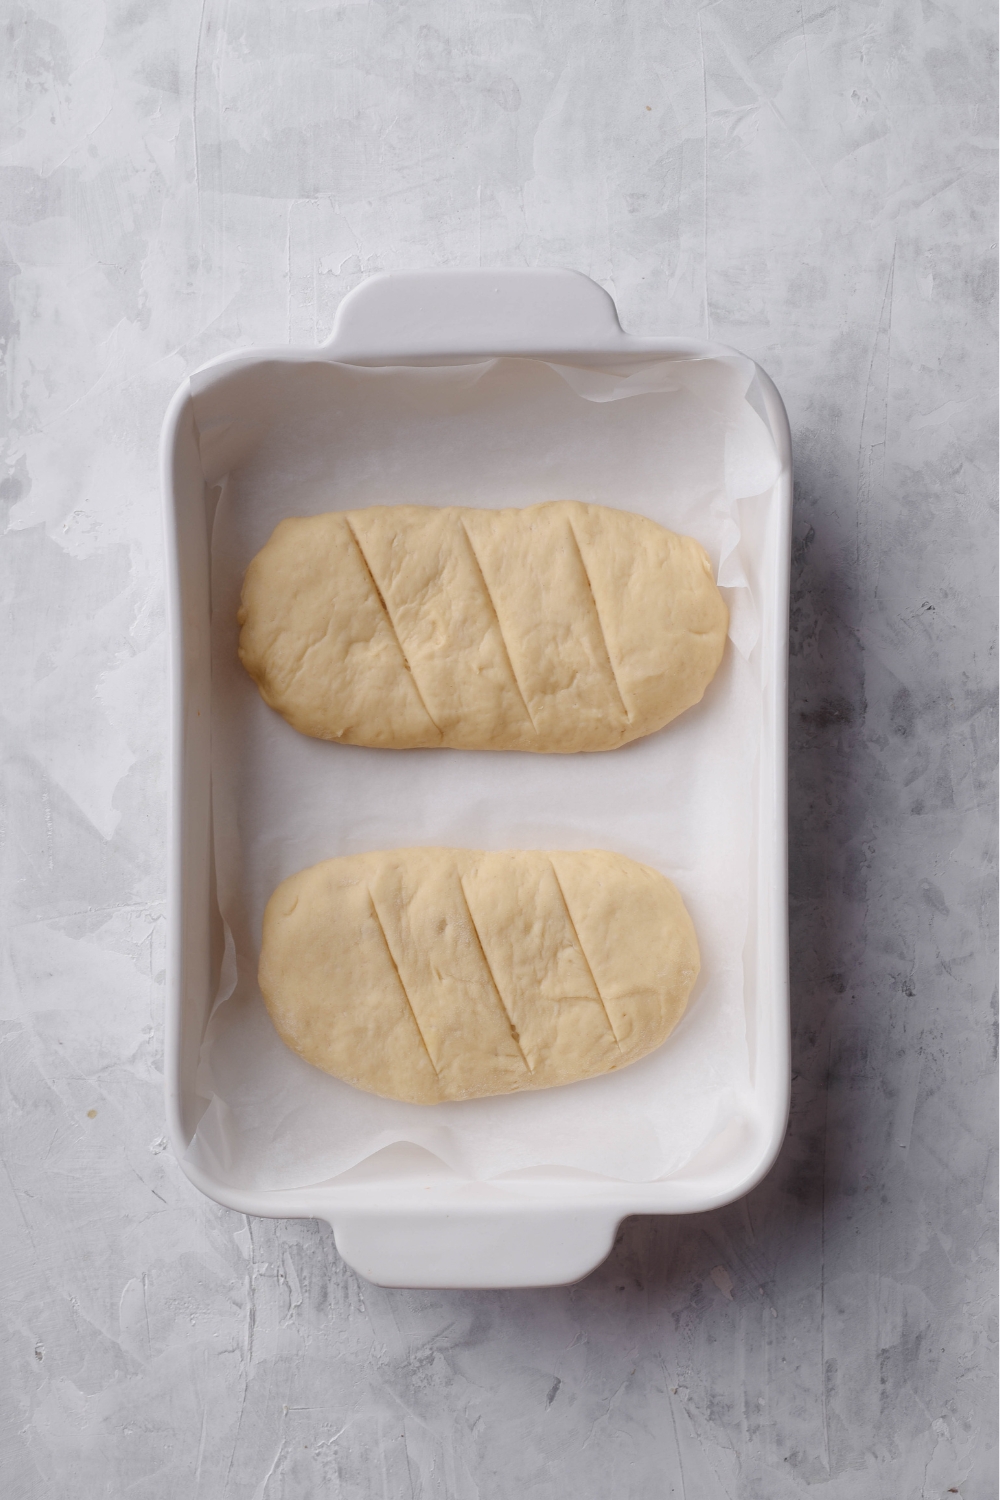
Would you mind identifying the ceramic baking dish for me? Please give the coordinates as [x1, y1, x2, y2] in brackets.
[162, 269, 791, 1288]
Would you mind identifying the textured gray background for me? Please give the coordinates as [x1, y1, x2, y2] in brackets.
[1, 1, 996, 1496]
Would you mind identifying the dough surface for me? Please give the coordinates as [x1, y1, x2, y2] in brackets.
[259, 848, 700, 1103]
[238, 501, 728, 752]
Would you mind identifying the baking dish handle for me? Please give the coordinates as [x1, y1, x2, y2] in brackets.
[323, 268, 625, 361]
[325, 1205, 622, 1290]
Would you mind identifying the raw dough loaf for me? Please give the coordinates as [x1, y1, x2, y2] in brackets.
[259, 848, 700, 1103]
[238, 500, 728, 752]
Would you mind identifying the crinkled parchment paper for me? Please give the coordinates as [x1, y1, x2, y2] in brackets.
[183, 354, 781, 1188]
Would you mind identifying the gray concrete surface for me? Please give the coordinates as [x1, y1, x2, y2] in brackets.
[1, 1, 996, 1495]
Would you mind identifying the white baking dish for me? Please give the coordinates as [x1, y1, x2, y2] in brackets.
[162, 269, 791, 1289]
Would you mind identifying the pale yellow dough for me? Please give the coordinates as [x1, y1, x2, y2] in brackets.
[259, 848, 700, 1104]
[238, 501, 728, 752]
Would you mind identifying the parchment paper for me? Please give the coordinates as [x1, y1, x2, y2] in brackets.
[184, 354, 781, 1189]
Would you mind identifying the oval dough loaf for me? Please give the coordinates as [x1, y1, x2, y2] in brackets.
[259, 848, 700, 1103]
[238, 500, 728, 752]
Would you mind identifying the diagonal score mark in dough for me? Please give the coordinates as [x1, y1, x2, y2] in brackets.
[547, 859, 622, 1051]
[367, 889, 441, 1080]
[565, 519, 631, 724]
[343, 517, 443, 734]
[458, 518, 539, 734]
[457, 876, 533, 1073]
